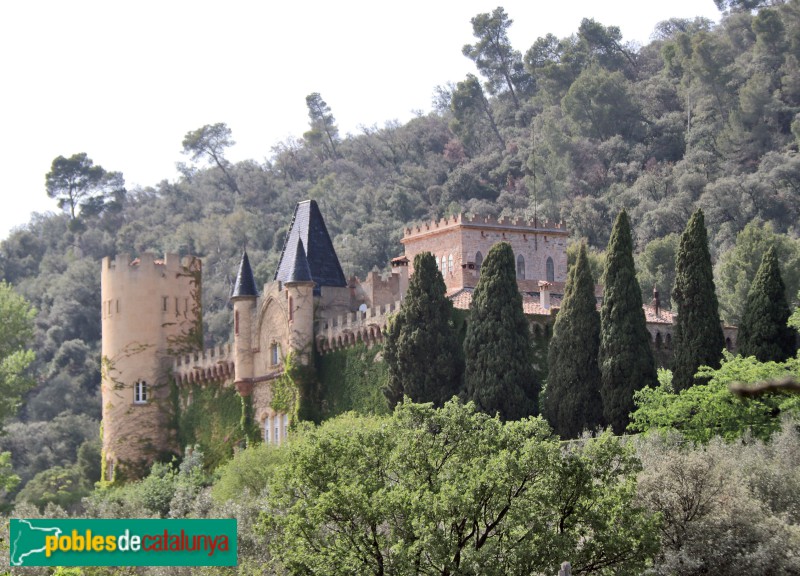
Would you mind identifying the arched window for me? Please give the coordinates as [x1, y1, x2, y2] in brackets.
[516, 255, 526, 279]
[441, 255, 447, 274]
[655, 332, 663, 349]
[271, 343, 281, 366]
[546, 257, 555, 282]
[475, 251, 483, 274]
[448, 254, 454, 275]
[134, 380, 148, 404]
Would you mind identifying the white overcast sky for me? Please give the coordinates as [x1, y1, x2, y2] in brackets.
[0, 0, 721, 241]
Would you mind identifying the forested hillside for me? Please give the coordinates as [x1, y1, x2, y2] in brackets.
[2, 2, 800, 509]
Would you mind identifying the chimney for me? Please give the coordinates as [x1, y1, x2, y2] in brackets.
[538, 280, 551, 310]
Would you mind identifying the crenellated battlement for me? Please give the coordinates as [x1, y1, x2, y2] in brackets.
[316, 300, 402, 353]
[403, 213, 566, 238]
[103, 252, 201, 277]
[173, 343, 235, 386]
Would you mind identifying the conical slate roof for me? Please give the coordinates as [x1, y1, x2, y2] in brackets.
[274, 200, 346, 294]
[232, 250, 258, 298]
[286, 238, 313, 283]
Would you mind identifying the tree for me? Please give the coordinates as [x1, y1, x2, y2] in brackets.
[304, 93, 339, 159]
[562, 66, 641, 140]
[637, 233, 680, 310]
[462, 7, 529, 109]
[737, 246, 797, 362]
[715, 220, 800, 326]
[45, 153, 125, 221]
[630, 353, 800, 442]
[464, 242, 537, 420]
[181, 123, 240, 193]
[544, 244, 603, 438]
[265, 401, 659, 576]
[450, 74, 505, 152]
[790, 293, 800, 332]
[600, 210, 658, 433]
[672, 209, 726, 390]
[0, 281, 36, 425]
[383, 252, 463, 407]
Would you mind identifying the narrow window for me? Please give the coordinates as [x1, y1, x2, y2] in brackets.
[475, 251, 483, 274]
[162, 296, 168, 312]
[116, 299, 120, 313]
[546, 257, 555, 282]
[274, 416, 281, 446]
[288, 295, 293, 322]
[283, 414, 289, 439]
[441, 255, 447, 274]
[134, 380, 148, 404]
[264, 416, 271, 443]
[234, 310, 239, 336]
[271, 343, 280, 366]
[448, 254, 454, 275]
[175, 297, 179, 314]
[516, 255, 526, 279]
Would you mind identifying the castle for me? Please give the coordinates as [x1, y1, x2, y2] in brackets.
[100, 200, 736, 478]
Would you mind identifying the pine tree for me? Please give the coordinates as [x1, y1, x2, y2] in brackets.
[383, 252, 463, 407]
[672, 209, 726, 390]
[599, 210, 658, 433]
[737, 246, 798, 362]
[464, 242, 537, 420]
[544, 244, 603, 438]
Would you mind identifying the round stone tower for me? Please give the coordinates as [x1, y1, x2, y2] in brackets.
[100, 252, 201, 481]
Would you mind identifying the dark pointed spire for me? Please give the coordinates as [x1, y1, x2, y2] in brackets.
[274, 199, 347, 294]
[286, 239, 313, 283]
[232, 250, 257, 299]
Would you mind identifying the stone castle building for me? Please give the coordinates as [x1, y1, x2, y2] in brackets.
[100, 200, 735, 478]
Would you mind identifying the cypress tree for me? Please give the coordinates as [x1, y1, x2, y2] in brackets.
[464, 242, 537, 420]
[383, 252, 463, 407]
[737, 246, 798, 362]
[672, 209, 726, 390]
[599, 210, 658, 434]
[544, 243, 603, 438]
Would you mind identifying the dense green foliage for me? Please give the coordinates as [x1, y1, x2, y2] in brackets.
[544, 244, 603, 437]
[265, 401, 659, 576]
[600, 211, 657, 433]
[630, 352, 800, 442]
[715, 220, 800, 325]
[383, 252, 463, 407]
[737, 246, 798, 361]
[637, 420, 800, 575]
[0, 281, 36, 425]
[315, 343, 391, 418]
[672, 209, 725, 390]
[464, 242, 537, 419]
[175, 381, 243, 470]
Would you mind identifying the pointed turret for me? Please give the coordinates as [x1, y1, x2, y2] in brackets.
[286, 239, 313, 283]
[231, 251, 257, 392]
[232, 250, 258, 299]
